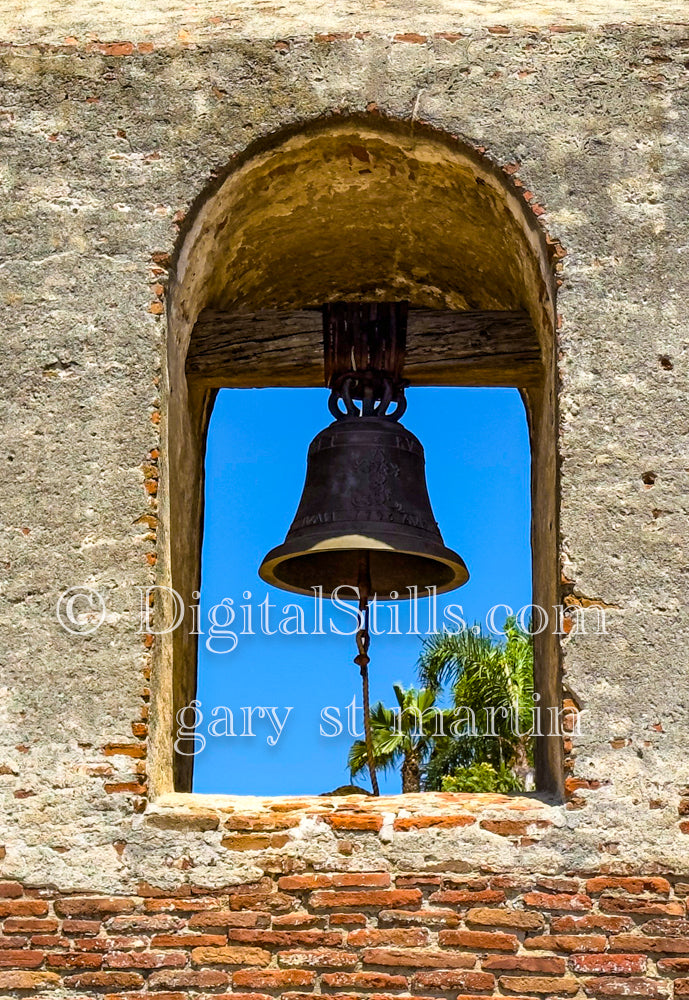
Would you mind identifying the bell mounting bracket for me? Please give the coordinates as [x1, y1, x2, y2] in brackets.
[323, 301, 409, 421]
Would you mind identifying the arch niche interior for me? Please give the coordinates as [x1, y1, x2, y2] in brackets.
[152, 116, 561, 799]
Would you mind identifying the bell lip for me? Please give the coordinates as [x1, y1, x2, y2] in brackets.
[259, 534, 469, 600]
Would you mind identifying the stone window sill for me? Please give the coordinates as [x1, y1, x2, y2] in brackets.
[142, 791, 563, 844]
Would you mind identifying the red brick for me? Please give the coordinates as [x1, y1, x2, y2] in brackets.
[439, 929, 518, 951]
[224, 878, 272, 895]
[311, 889, 421, 909]
[429, 889, 505, 906]
[640, 919, 689, 936]
[480, 820, 551, 837]
[657, 958, 689, 971]
[582, 977, 671, 997]
[0, 882, 23, 898]
[45, 952, 102, 968]
[611, 934, 689, 953]
[152, 934, 227, 948]
[0, 971, 60, 989]
[330, 913, 366, 926]
[0, 900, 48, 917]
[233, 969, 316, 988]
[525, 934, 607, 952]
[228, 928, 342, 947]
[0, 936, 27, 948]
[397, 876, 442, 888]
[442, 876, 489, 888]
[273, 912, 324, 927]
[322, 991, 440, 1000]
[222, 832, 291, 850]
[483, 956, 566, 973]
[145, 897, 225, 913]
[552, 914, 633, 933]
[31, 935, 67, 947]
[224, 814, 299, 831]
[571, 954, 647, 974]
[74, 935, 143, 952]
[104, 781, 147, 794]
[321, 971, 408, 990]
[55, 897, 136, 918]
[601, 897, 683, 916]
[586, 877, 671, 896]
[364, 948, 475, 969]
[413, 991, 480, 1000]
[466, 906, 544, 930]
[673, 982, 689, 996]
[524, 891, 593, 910]
[64, 971, 145, 988]
[103, 742, 146, 758]
[97, 41, 135, 55]
[189, 910, 269, 930]
[380, 908, 459, 927]
[137, 881, 192, 898]
[276, 874, 332, 891]
[106, 951, 187, 968]
[216, 995, 272, 1000]
[278, 872, 390, 890]
[149, 970, 229, 988]
[499, 976, 579, 994]
[3, 917, 58, 933]
[62, 919, 104, 935]
[348, 928, 429, 946]
[326, 814, 383, 831]
[412, 970, 495, 991]
[105, 995, 185, 1000]
[393, 815, 475, 830]
[278, 947, 358, 968]
[0, 949, 44, 968]
[229, 891, 293, 913]
[191, 945, 270, 965]
[536, 877, 583, 894]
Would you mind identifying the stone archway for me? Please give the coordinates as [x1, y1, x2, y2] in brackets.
[150, 115, 561, 798]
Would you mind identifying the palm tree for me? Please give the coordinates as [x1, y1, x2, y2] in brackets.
[418, 617, 535, 790]
[348, 684, 453, 793]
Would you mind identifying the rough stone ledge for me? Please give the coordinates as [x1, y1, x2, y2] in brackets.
[145, 791, 562, 836]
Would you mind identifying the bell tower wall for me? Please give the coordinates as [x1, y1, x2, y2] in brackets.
[1, 4, 688, 996]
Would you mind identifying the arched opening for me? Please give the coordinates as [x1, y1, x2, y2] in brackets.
[150, 115, 560, 799]
[194, 384, 532, 796]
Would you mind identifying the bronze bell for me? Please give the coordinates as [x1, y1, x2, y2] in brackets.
[259, 302, 468, 795]
[259, 414, 469, 599]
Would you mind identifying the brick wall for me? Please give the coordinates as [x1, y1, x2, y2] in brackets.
[1, 870, 686, 997]
[2, 11, 689, 1000]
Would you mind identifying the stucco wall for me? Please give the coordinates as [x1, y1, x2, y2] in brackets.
[1, 3, 689, 994]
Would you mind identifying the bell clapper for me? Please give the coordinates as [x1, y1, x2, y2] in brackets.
[354, 550, 380, 796]
[257, 302, 470, 797]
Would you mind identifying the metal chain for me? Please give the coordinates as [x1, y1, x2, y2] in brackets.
[354, 552, 380, 797]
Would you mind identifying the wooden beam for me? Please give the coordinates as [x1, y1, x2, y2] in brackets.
[405, 309, 542, 387]
[185, 308, 542, 389]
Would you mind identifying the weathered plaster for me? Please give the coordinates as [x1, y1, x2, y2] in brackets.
[0, 6, 688, 893]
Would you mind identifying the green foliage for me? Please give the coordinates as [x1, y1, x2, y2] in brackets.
[348, 684, 453, 792]
[418, 617, 535, 791]
[346, 618, 536, 794]
[440, 761, 524, 794]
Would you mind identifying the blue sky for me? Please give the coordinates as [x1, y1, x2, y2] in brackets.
[192, 386, 532, 795]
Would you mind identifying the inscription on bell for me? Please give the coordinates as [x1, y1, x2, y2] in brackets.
[292, 507, 436, 533]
